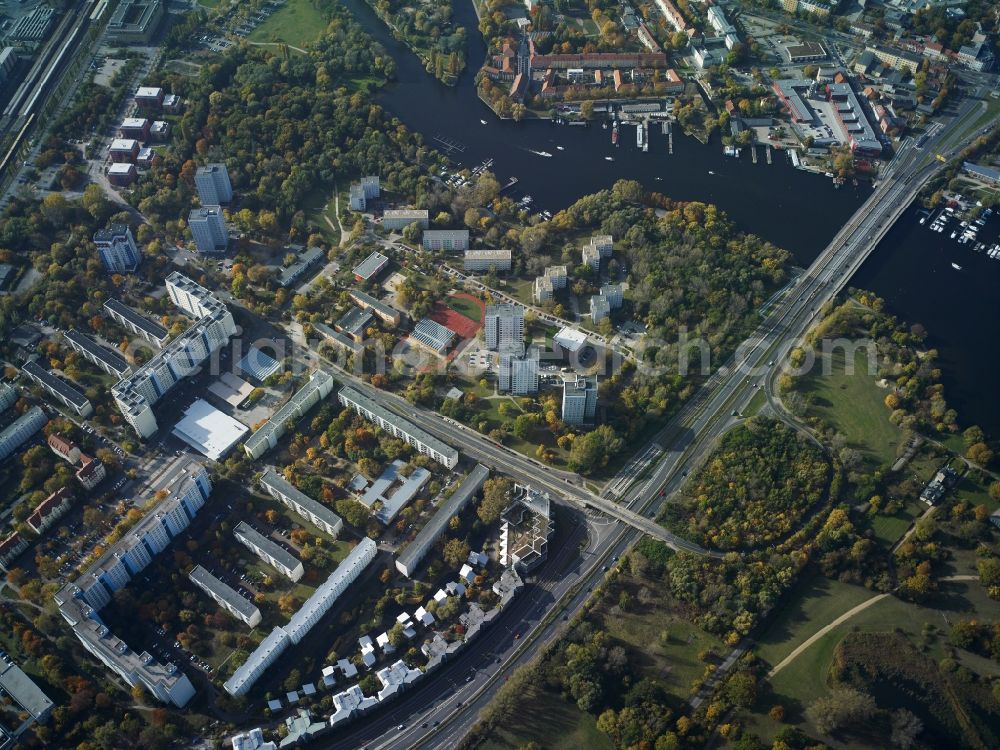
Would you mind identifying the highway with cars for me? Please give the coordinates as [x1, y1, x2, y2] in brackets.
[314, 88, 999, 750]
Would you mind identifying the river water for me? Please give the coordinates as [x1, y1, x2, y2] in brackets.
[340, 0, 1000, 434]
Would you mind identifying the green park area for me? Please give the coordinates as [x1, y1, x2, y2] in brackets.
[445, 294, 483, 323]
[249, 0, 328, 48]
[796, 347, 901, 468]
[480, 685, 612, 750]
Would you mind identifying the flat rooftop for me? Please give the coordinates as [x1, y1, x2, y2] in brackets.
[172, 398, 248, 461]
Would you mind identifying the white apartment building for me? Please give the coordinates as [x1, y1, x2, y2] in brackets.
[338, 387, 458, 468]
[189, 565, 261, 628]
[188, 206, 228, 253]
[422, 229, 469, 251]
[258, 468, 343, 538]
[463, 248, 511, 272]
[113, 274, 236, 437]
[562, 375, 598, 425]
[195, 164, 232, 205]
[499, 349, 538, 395]
[223, 538, 377, 697]
[94, 224, 140, 274]
[0, 406, 48, 461]
[243, 370, 335, 459]
[484, 303, 524, 351]
[234, 521, 304, 582]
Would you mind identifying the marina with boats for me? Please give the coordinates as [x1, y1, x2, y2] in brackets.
[920, 205, 999, 261]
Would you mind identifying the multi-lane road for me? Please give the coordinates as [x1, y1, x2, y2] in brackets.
[312, 90, 999, 750]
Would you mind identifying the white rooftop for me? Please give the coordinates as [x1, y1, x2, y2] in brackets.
[110, 138, 138, 150]
[172, 398, 249, 461]
[554, 327, 587, 353]
[107, 163, 135, 175]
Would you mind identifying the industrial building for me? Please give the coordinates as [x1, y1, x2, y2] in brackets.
[106, 0, 164, 44]
[52, 461, 211, 708]
[21, 361, 93, 417]
[243, 369, 334, 459]
[338, 387, 459, 468]
[94, 224, 140, 274]
[104, 298, 170, 347]
[234, 522, 304, 582]
[562, 375, 598, 425]
[188, 565, 261, 628]
[195, 164, 233, 205]
[188, 206, 228, 253]
[171, 399, 248, 461]
[223, 538, 377, 697]
[258, 468, 344, 538]
[64, 329, 132, 378]
[421, 229, 469, 251]
[382, 209, 429, 231]
[395, 465, 489, 577]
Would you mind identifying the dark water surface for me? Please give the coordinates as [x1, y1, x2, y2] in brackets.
[341, 0, 1000, 434]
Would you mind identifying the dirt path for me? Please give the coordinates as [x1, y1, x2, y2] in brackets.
[767, 593, 890, 678]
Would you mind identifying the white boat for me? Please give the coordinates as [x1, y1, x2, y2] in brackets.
[604, 156, 614, 161]
[530, 150, 553, 158]
[556, 146, 565, 151]
[480, 119, 487, 125]
[919, 216, 926, 224]
[708, 170, 715, 175]
[950, 231, 957, 238]
[951, 263, 962, 270]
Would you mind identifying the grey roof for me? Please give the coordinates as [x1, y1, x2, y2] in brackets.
[189, 565, 259, 620]
[353, 251, 389, 281]
[65, 329, 132, 376]
[22, 360, 90, 409]
[0, 659, 53, 720]
[259, 467, 344, 532]
[234, 522, 301, 573]
[336, 307, 374, 337]
[278, 246, 325, 288]
[396, 465, 489, 575]
[104, 298, 169, 340]
[411, 318, 455, 351]
[313, 323, 361, 353]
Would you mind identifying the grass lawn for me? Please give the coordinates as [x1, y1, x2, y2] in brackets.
[480, 685, 612, 750]
[869, 495, 924, 547]
[797, 347, 901, 468]
[757, 578, 1000, 746]
[744, 387, 767, 416]
[590, 575, 725, 704]
[754, 575, 874, 669]
[249, 0, 329, 47]
[446, 294, 483, 322]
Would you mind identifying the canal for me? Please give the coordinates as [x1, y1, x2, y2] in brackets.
[340, 0, 1000, 434]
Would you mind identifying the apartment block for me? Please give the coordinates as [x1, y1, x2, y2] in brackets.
[22, 361, 93, 416]
[234, 522, 304, 582]
[484, 303, 524, 351]
[382, 209, 429, 231]
[94, 224, 140, 274]
[498, 348, 538, 395]
[195, 164, 233, 205]
[463, 248, 512, 272]
[243, 370, 334, 459]
[562, 375, 598, 425]
[64, 329, 132, 378]
[113, 274, 236, 437]
[52, 461, 210, 708]
[188, 206, 228, 253]
[223, 538, 377, 697]
[338, 386, 458, 468]
[103, 298, 170, 348]
[189, 565, 261, 628]
[258, 468, 343, 538]
[422, 229, 470, 251]
[0, 406, 48, 461]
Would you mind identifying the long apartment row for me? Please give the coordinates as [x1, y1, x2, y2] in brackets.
[53, 460, 212, 708]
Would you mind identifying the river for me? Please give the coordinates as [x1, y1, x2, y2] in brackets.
[340, 0, 999, 434]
